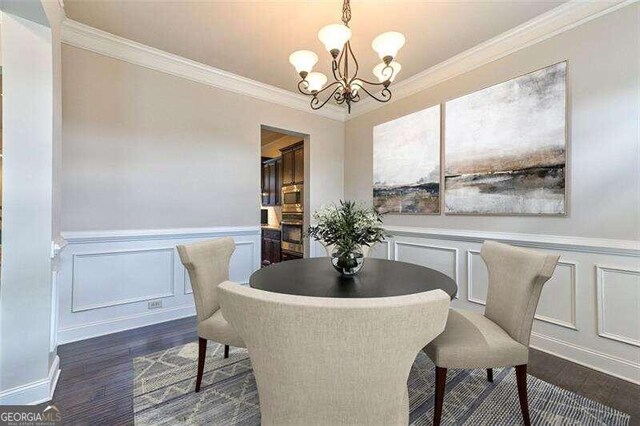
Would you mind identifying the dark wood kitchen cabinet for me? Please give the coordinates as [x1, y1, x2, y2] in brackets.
[281, 141, 304, 186]
[261, 157, 281, 206]
[261, 228, 281, 266]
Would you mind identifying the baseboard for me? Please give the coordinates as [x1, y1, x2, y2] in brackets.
[530, 332, 640, 385]
[57, 305, 196, 345]
[0, 355, 60, 405]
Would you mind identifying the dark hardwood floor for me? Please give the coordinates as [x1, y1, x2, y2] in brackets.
[47, 317, 640, 425]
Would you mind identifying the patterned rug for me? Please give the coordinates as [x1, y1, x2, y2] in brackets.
[133, 342, 629, 425]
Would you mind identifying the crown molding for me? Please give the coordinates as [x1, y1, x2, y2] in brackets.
[61, 19, 347, 122]
[348, 0, 637, 119]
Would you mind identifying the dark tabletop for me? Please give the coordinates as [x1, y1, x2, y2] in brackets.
[249, 257, 457, 299]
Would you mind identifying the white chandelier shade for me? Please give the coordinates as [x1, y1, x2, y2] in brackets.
[317, 23, 352, 55]
[305, 72, 328, 92]
[289, 50, 319, 75]
[371, 32, 406, 61]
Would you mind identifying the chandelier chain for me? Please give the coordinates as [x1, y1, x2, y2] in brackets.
[341, 0, 351, 26]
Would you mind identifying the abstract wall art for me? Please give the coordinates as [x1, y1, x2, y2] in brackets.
[444, 61, 567, 215]
[373, 105, 441, 214]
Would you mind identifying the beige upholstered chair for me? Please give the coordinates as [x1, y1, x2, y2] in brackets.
[423, 241, 559, 426]
[176, 237, 246, 393]
[219, 282, 451, 426]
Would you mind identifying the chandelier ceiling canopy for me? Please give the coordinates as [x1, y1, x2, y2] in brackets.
[289, 0, 405, 113]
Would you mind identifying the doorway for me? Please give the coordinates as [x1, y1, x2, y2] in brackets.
[259, 125, 309, 267]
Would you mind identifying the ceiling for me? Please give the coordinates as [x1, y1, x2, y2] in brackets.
[64, 1, 566, 94]
[261, 128, 287, 146]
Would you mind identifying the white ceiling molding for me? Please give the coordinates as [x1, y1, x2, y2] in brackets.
[61, 19, 347, 122]
[348, 0, 636, 119]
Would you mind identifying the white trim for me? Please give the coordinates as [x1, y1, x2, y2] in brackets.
[60, 225, 261, 244]
[379, 240, 392, 260]
[57, 305, 196, 344]
[531, 332, 640, 385]
[466, 249, 578, 330]
[349, 0, 636, 119]
[393, 241, 459, 297]
[596, 265, 640, 347]
[60, 19, 346, 122]
[0, 356, 60, 405]
[385, 225, 639, 257]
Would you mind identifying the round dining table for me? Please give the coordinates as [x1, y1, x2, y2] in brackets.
[249, 257, 457, 299]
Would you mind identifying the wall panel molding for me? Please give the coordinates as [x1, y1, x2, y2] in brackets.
[61, 19, 346, 122]
[61, 225, 260, 244]
[57, 226, 260, 343]
[394, 240, 459, 285]
[71, 247, 176, 312]
[349, 0, 635, 118]
[386, 225, 639, 257]
[596, 265, 640, 347]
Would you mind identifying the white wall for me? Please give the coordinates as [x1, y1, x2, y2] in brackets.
[61, 45, 344, 231]
[345, 5, 639, 240]
[57, 40, 344, 341]
[0, 9, 60, 404]
[341, 5, 640, 383]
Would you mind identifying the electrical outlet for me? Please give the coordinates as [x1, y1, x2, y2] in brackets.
[148, 299, 163, 310]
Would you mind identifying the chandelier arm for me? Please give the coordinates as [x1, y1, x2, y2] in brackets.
[311, 85, 343, 110]
[355, 77, 388, 87]
[297, 79, 312, 95]
[298, 79, 343, 97]
[335, 46, 347, 82]
[331, 59, 342, 83]
[356, 84, 392, 103]
[346, 41, 360, 86]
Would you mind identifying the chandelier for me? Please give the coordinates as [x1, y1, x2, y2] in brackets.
[289, 0, 405, 114]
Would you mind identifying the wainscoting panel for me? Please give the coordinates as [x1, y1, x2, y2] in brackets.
[57, 227, 261, 344]
[394, 241, 458, 281]
[72, 248, 175, 312]
[384, 226, 640, 384]
[596, 265, 640, 347]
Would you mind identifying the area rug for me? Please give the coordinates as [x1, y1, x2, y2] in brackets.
[133, 342, 629, 425]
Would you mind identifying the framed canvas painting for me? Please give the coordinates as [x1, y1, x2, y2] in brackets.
[444, 61, 567, 215]
[373, 105, 441, 215]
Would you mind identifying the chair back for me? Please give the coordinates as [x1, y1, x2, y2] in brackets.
[481, 241, 559, 346]
[219, 282, 450, 426]
[176, 237, 235, 322]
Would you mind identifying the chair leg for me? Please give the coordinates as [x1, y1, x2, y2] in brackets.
[433, 367, 447, 426]
[224, 344, 229, 359]
[487, 368, 493, 382]
[515, 364, 531, 426]
[195, 338, 207, 393]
